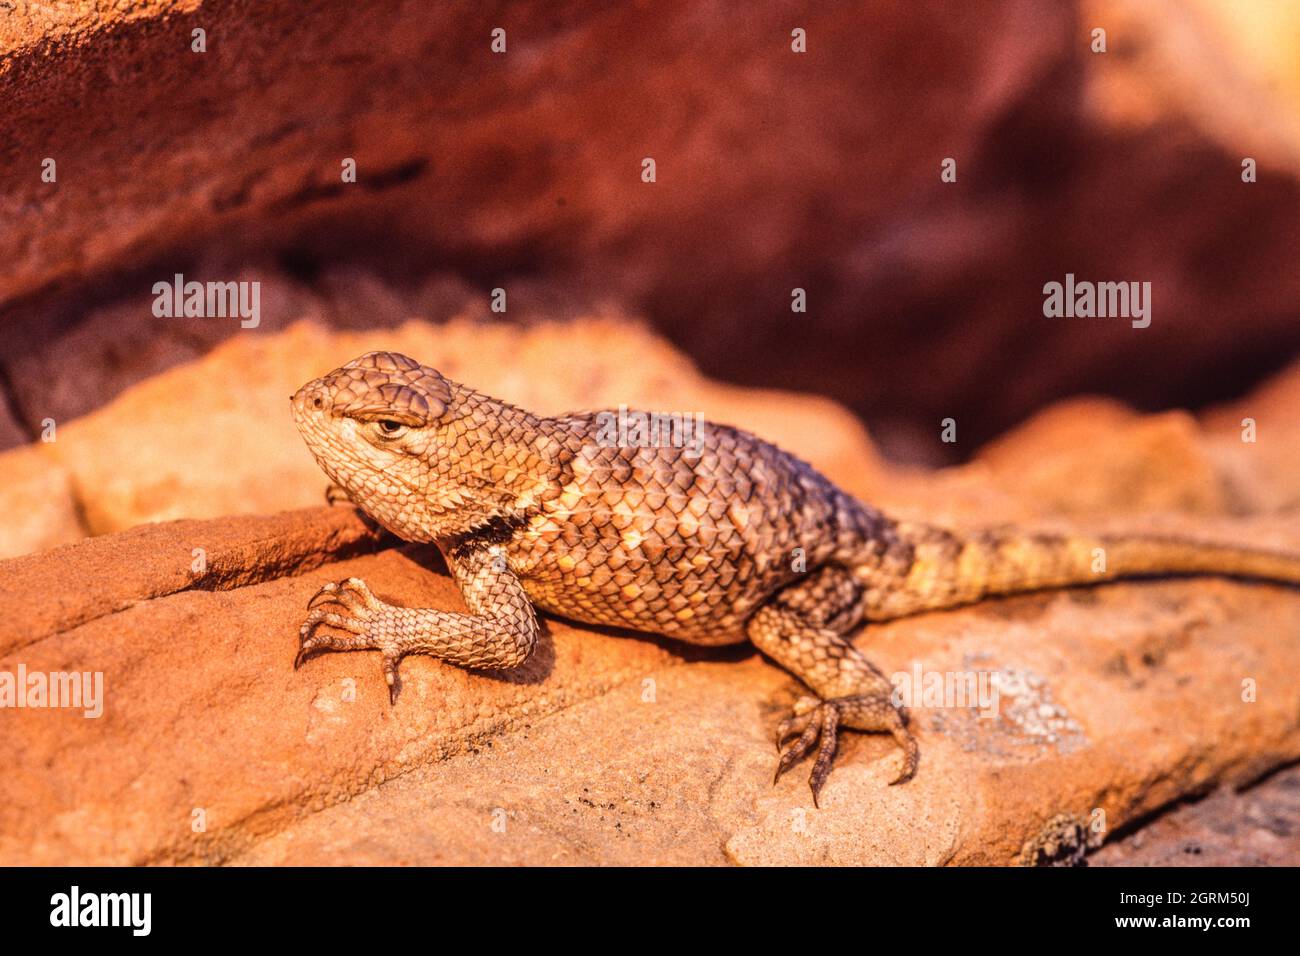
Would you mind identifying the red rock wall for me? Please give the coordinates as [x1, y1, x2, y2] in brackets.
[3, 0, 1296, 463]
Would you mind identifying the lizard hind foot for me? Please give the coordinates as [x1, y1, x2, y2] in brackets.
[772, 693, 919, 805]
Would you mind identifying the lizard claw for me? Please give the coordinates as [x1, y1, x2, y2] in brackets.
[306, 582, 341, 610]
[324, 484, 353, 506]
[773, 700, 841, 807]
[381, 649, 402, 705]
[774, 694, 821, 750]
[771, 693, 919, 805]
[296, 578, 404, 700]
[307, 577, 381, 612]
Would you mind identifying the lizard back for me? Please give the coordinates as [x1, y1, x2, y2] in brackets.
[508, 410, 882, 644]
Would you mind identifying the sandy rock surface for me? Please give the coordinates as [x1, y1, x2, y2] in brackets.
[1, 323, 1298, 865]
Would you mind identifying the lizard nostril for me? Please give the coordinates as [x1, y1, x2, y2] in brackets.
[291, 382, 330, 412]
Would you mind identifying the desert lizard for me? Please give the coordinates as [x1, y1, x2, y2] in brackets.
[291, 351, 1300, 803]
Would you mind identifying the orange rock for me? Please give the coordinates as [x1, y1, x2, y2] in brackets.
[0, 307, 878, 556]
[2, 504, 1298, 865]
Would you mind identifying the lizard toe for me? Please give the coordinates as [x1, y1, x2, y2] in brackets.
[296, 585, 385, 670]
[833, 692, 919, 786]
[771, 699, 842, 806]
[773, 701, 826, 785]
[775, 708, 814, 751]
[324, 484, 353, 506]
[770, 691, 918, 804]
[381, 650, 404, 705]
[306, 581, 341, 610]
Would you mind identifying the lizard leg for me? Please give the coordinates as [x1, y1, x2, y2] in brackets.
[748, 597, 918, 805]
[772, 563, 869, 635]
[295, 545, 538, 702]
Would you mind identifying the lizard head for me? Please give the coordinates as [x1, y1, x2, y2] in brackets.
[292, 350, 518, 542]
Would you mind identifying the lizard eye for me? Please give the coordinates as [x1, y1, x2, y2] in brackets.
[375, 419, 408, 438]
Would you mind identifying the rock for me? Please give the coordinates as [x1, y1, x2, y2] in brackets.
[4, 0, 1300, 866]
[3, 369, 1300, 862]
[0, 307, 879, 554]
[2, 267, 319, 441]
[725, 571, 1300, 865]
[0, 402, 26, 451]
[1199, 357, 1300, 515]
[0, 529, 686, 865]
[976, 398, 1230, 516]
[0, 445, 83, 560]
[1084, 0, 1300, 170]
[1091, 764, 1300, 867]
[0, 507, 389, 649]
[5, 1, 1300, 462]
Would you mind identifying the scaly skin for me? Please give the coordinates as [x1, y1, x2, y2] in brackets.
[291, 351, 1300, 804]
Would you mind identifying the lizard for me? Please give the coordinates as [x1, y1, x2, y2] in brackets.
[290, 350, 1300, 804]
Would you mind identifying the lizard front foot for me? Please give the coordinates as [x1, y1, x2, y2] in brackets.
[296, 577, 407, 703]
[324, 483, 354, 506]
[774, 693, 919, 806]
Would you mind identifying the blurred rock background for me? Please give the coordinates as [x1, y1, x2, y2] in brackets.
[2, 0, 1298, 467]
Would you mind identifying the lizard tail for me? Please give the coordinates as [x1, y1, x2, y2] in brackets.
[860, 522, 1300, 620]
